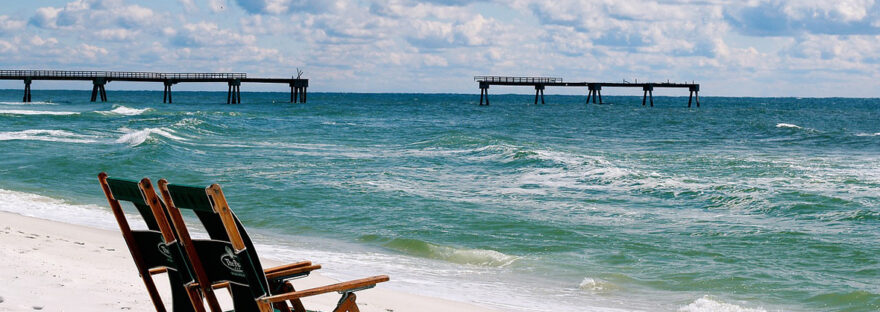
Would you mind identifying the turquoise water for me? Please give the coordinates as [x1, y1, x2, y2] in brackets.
[0, 90, 878, 311]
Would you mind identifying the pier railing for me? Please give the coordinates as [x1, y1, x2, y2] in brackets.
[474, 76, 563, 83]
[0, 70, 247, 80]
[1, 69, 305, 104]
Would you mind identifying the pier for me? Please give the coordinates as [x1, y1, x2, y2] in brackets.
[0, 70, 308, 104]
[475, 76, 700, 107]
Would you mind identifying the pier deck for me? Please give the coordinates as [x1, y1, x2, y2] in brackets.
[475, 76, 700, 107]
[0, 70, 308, 104]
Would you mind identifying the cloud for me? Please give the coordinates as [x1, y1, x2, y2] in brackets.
[725, 0, 880, 36]
[234, 0, 339, 14]
[29, 36, 59, 47]
[3, 0, 880, 96]
[179, 0, 198, 12]
[95, 28, 137, 41]
[169, 22, 256, 47]
[0, 16, 26, 34]
[29, 7, 63, 28]
[29, 0, 160, 30]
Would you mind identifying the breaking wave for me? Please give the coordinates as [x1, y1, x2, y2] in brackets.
[381, 238, 519, 267]
[775, 123, 801, 129]
[0, 129, 97, 143]
[679, 296, 766, 312]
[96, 105, 152, 116]
[116, 127, 187, 146]
[0, 101, 55, 105]
[0, 109, 78, 115]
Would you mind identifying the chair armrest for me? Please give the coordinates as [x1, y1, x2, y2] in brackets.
[264, 261, 312, 274]
[148, 267, 168, 275]
[265, 264, 322, 281]
[260, 275, 390, 304]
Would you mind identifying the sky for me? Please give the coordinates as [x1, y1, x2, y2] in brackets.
[0, 0, 879, 97]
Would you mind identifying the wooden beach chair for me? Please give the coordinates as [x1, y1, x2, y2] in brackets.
[138, 180, 321, 312]
[156, 180, 389, 312]
[98, 173, 203, 312]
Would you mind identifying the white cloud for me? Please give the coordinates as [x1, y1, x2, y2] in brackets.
[0, 16, 26, 33]
[179, 0, 198, 12]
[29, 36, 59, 47]
[169, 22, 256, 47]
[208, 0, 229, 13]
[74, 43, 109, 59]
[95, 28, 137, 41]
[3, 0, 880, 96]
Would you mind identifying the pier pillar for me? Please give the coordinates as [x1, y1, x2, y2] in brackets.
[227, 80, 241, 104]
[688, 90, 693, 108]
[587, 84, 602, 104]
[479, 82, 490, 106]
[163, 81, 175, 104]
[692, 85, 700, 108]
[23, 78, 32, 103]
[534, 85, 545, 105]
[291, 79, 308, 103]
[643, 85, 654, 107]
[91, 78, 107, 102]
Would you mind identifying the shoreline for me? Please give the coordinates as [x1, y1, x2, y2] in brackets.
[0, 211, 502, 312]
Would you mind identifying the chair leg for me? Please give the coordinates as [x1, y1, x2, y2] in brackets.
[332, 293, 360, 312]
[284, 281, 307, 312]
[186, 286, 208, 312]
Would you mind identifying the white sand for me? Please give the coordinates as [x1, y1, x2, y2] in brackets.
[0, 211, 501, 312]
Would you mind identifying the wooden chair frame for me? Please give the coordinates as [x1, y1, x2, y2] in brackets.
[99, 173, 202, 312]
[157, 180, 389, 312]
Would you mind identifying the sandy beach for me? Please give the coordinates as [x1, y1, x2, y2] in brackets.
[0, 211, 501, 312]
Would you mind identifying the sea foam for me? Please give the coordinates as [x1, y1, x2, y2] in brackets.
[0, 129, 98, 143]
[0, 109, 78, 115]
[0, 101, 55, 105]
[383, 238, 519, 267]
[116, 127, 186, 146]
[679, 296, 766, 312]
[0, 189, 121, 231]
[579, 277, 616, 293]
[96, 105, 152, 116]
[775, 123, 801, 129]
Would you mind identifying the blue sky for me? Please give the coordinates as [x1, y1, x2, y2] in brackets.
[0, 0, 879, 97]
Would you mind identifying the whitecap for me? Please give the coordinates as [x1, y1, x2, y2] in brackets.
[679, 296, 766, 312]
[0, 101, 55, 105]
[0, 129, 97, 143]
[0, 109, 78, 115]
[116, 127, 187, 146]
[855, 132, 880, 137]
[775, 123, 801, 129]
[96, 105, 152, 116]
[578, 277, 615, 293]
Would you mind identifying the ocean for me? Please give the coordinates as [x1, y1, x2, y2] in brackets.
[0, 90, 878, 311]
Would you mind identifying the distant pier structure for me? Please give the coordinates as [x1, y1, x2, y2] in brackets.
[475, 76, 700, 107]
[0, 70, 308, 104]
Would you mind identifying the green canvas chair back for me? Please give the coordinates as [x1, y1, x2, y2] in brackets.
[160, 182, 274, 312]
[98, 173, 196, 312]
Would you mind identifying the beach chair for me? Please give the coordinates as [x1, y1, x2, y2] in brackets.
[139, 178, 321, 312]
[156, 180, 389, 312]
[98, 173, 203, 312]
